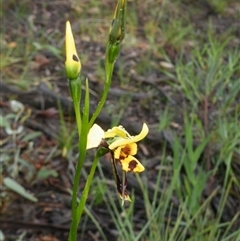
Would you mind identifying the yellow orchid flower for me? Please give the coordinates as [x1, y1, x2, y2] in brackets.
[65, 21, 81, 80]
[87, 123, 148, 173]
[87, 122, 148, 203]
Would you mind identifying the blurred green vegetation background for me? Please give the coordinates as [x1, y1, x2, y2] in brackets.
[1, 0, 240, 240]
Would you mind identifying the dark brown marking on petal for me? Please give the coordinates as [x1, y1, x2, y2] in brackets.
[122, 145, 131, 155]
[119, 152, 127, 160]
[72, 54, 79, 62]
[128, 160, 138, 171]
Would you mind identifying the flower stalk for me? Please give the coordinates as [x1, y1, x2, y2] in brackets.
[62, 0, 149, 239]
[88, 0, 127, 128]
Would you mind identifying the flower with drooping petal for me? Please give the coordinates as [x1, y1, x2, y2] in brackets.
[86, 122, 148, 203]
[87, 123, 149, 173]
[65, 21, 81, 80]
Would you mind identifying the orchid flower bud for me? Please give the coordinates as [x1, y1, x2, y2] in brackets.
[65, 21, 81, 80]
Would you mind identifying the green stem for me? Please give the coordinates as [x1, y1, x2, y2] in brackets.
[75, 148, 108, 225]
[68, 77, 84, 241]
[69, 134, 88, 240]
[88, 43, 118, 128]
[69, 78, 82, 137]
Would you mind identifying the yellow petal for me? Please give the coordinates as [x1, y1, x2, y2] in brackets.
[86, 124, 104, 149]
[65, 21, 81, 80]
[108, 123, 149, 150]
[122, 143, 137, 156]
[114, 146, 122, 159]
[114, 143, 137, 159]
[104, 125, 129, 139]
[121, 156, 145, 173]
